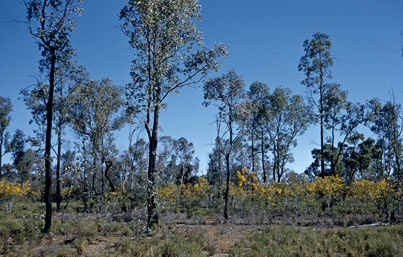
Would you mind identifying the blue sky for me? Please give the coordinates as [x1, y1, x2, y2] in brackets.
[0, 0, 402, 175]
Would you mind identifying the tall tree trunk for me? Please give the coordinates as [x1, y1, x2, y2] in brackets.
[56, 121, 62, 211]
[251, 130, 255, 172]
[216, 119, 222, 195]
[224, 120, 233, 221]
[272, 145, 277, 182]
[224, 152, 230, 220]
[218, 145, 222, 189]
[261, 130, 266, 183]
[274, 158, 278, 182]
[82, 137, 88, 213]
[43, 53, 56, 233]
[92, 150, 97, 195]
[146, 103, 160, 230]
[393, 121, 402, 187]
[101, 135, 105, 196]
[101, 165, 104, 196]
[330, 124, 335, 176]
[319, 83, 325, 177]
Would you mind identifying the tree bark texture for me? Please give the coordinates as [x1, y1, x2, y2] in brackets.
[43, 53, 56, 233]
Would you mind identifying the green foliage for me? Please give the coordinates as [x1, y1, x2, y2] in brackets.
[367, 99, 402, 179]
[0, 97, 12, 135]
[264, 87, 313, 181]
[0, 96, 12, 177]
[25, 0, 83, 61]
[121, 0, 227, 114]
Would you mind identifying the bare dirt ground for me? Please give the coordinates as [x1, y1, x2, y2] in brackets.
[25, 221, 255, 256]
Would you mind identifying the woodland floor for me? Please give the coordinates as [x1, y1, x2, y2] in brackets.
[1, 209, 402, 256]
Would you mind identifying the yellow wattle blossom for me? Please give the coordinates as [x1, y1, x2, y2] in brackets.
[0, 180, 31, 212]
[351, 178, 394, 201]
[0, 180, 31, 199]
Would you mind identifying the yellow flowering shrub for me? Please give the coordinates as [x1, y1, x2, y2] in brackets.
[0, 180, 31, 212]
[156, 182, 178, 206]
[62, 186, 79, 198]
[351, 178, 393, 201]
[349, 177, 395, 217]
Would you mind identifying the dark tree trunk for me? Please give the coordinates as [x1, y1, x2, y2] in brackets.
[56, 119, 62, 211]
[251, 130, 255, 172]
[101, 165, 104, 196]
[261, 130, 266, 183]
[224, 152, 230, 220]
[273, 159, 278, 182]
[146, 103, 160, 230]
[101, 138, 105, 196]
[82, 138, 88, 213]
[104, 160, 115, 192]
[393, 124, 402, 187]
[43, 53, 56, 233]
[319, 76, 325, 177]
[224, 119, 233, 221]
[330, 125, 335, 176]
[216, 120, 222, 196]
[92, 150, 97, 195]
[272, 148, 277, 182]
[218, 146, 222, 189]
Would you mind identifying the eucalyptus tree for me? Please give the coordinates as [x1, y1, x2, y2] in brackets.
[246, 81, 270, 182]
[127, 138, 148, 190]
[206, 144, 224, 185]
[21, 56, 82, 211]
[203, 70, 246, 220]
[10, 130, 26, 179]
[120, 125, 147, 192]
[172, 137, 197, 186]
[123, 137, 148, 206]
[265, 88, 312, 182]
[60, 150, 78, 186]
[20, 82, 47, 147]
[367, 99, 402, 180]
[325, 93, 367, 176]
[341, 134, 381, 184]
[238, 96, 258, 172]
[298, 32, 334, 177]
[24, 0, 83, 233]
[21, 56, 83, 211]
[69, 77, 126, 197]
[120, 0, 226, 229]
[7, 130, 35, 183]
[156, 136, 175, 181]
[54, 57, 81, 210]
[16, 149, 36, 184]
[321, 84, 346, 176]
[207, 118, 225, 189]
[0, 97, 12, 177]
[101, 133, 120, 193]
